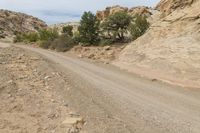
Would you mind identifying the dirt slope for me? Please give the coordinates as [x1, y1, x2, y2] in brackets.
[114, 0, 200, 88]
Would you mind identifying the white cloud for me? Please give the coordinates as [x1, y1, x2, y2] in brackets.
[0, 0, 160, 24]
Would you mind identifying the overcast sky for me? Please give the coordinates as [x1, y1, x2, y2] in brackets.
[0, 0, 160, 24]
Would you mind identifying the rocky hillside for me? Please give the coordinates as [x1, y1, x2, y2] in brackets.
[0, 9, 47, 41]
[96, 5, 160, 23]
[114, 0, 200, 88]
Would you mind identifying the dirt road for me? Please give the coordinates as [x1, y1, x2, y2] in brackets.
[7, 44, 200, 133]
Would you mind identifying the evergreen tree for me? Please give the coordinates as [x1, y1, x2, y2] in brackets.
[78, 11, 100, 45]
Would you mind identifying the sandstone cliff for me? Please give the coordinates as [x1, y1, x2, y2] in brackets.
[96, 5, 160, 23]
[156, 0, 195, 15]
[114, 0, 200, 88]
[0, 9, 47, 41]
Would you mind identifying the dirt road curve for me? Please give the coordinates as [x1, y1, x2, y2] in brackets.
[11, 44, 200, 133]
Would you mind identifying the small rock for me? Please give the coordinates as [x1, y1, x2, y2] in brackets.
[62, 117, 83, 125]
[18, 88, 22, 92]
[51, 130, 56, 133]
[45, 82, 48, 86]
[18, 60, 25, 63]
[107, 50, 114, 55]
[68, 112, 80, 117]
[152, 79, 158, 82]
[64, 103, 68, 107]
[19, 75, 28, 79]
[67, 87, 70, 91]
[51, 72, 56, 75]
[42, 127, 47, 130]
[7, 80, 13, 84]
[104, 62, 109, 64]
[17, 54, 24, 60]
[0, 62, 6, 64]
[48, 113, 59, 119]
[88, 54, 94, 59]
[17, 56, 22, 60]
[7, 94, 12, 98]
[30, 57, 40, 60]
[104, 46, 111, 50]
[51, 99, 55, 102]
[78, 54, 83, 58]
[44, 76, 50, 80]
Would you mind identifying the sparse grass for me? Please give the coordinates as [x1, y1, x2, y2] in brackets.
[39, 28, 59, 41]
[14, 32, 39, 43]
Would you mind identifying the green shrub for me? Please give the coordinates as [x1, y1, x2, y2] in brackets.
[37, 28, 59, 48]
[39, 28, 59, 41]
[73, 31, 81, 44]
[99, 38, 113, 46]
[25, 32, 39, 42]
[13, 32, 25, 43]
[101, 11, 132, 41]
[50, 34, 75, 52]
[129, 15, 149, 40]
[13, 32, 39, 43]
[62, 25, 73, 36]
[38, 40, 51, 49]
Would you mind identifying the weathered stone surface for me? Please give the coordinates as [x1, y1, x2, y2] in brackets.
[62, 117, 83, 125]
[156, 0, 195, 15]
[96, 5, 154, 21]
[114, 0, 200, 88]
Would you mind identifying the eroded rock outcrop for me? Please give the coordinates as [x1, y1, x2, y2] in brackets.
[96, 5, 155, 21]
[156, 0, 195, 15]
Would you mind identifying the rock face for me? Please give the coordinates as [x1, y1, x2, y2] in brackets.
[96, 5, 155, 21]
[0, 9, 47, 40]
[114, 0, 200, 88]
[156, 0, 195, 15]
